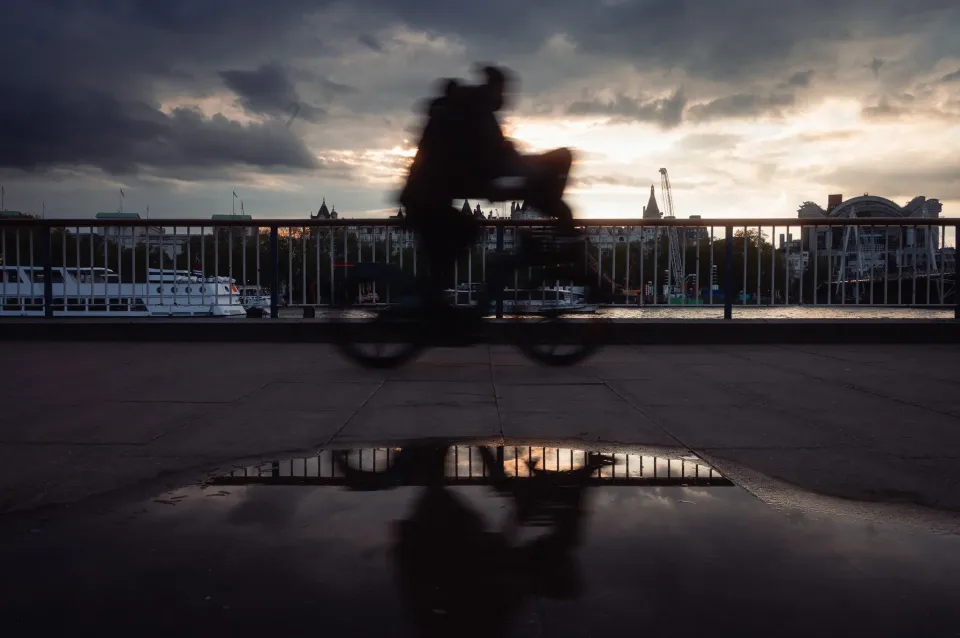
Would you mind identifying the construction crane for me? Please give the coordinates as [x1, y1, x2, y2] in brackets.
[659, 168, 685, 296]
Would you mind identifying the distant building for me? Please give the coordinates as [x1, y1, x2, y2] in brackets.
[796, 193, 944, 278]
[311, 198, 338, 220]
[93, 212, 186, 260]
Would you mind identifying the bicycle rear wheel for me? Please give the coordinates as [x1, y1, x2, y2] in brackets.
[334, 266, 426, 369]
[335, 305, 425, 369]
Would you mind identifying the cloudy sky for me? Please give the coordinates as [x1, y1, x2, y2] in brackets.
[1, 0, 958, 221]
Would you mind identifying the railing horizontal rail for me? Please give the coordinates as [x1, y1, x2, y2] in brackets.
[1, 217, 957, 228]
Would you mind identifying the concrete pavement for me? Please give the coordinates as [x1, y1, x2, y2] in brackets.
[1, 342, 959, 519]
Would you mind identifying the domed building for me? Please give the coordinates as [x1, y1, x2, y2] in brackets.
[796, 193, 945, 284]
[797, 193, 942, 220]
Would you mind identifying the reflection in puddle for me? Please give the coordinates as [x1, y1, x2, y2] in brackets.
[210, 445, 731, 487]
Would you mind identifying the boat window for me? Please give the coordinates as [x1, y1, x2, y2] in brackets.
[3, 269, 20, 284]
[30, 270, 66, 283]
[75, 271, 111, 283]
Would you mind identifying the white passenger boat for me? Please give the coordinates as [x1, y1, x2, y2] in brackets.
[236, 284, 272, 316]
[0, 266, 247, 317]
[445, 284, 598, 314]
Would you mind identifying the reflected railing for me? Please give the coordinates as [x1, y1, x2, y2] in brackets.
[209, 445, 733, 487]
[0, 216, 956, 319]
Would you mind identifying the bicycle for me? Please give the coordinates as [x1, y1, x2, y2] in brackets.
[334, 226, 603, 368]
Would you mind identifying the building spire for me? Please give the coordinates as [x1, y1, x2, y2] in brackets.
[643, 185, 661, 220]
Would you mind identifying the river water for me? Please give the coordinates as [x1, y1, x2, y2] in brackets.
[278, 306, 953, 320]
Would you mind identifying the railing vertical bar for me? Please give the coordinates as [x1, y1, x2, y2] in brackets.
[329, 230, 335, 307]
[742, 226, 747, 307]
[288, 227, 294, 307]
[911, 224, 917, 306]
[186, 229, 192, 311]
[653, 227, 659, 305]
[756, 226, 761, 306]
[826, 229, 832, 306]
[812, 226, 818, 306]
[694, 234, 701, 307]
[625, 238, 631, 304]
[103, 226, 110, 315]
[611, 231, 617, 298]
[301, 229, 307, 307]
[74, 226, 83, 312]
[17, 228, 23, 312]
[214, 226, 220, 312]
[925, 225, 931, 305]
[883, 226, 889, 305]
[242, 227, 247, 306]
[640, 232, 646, 306]
[117, 226, 123, 310]
[724, 226, 733, 319]
[784, 229, 790, 306]
[64, 228, 71, 310]
[1, 229, 6, 309]
[201, 226, 206, 308]
[840, 225, 846, 305]
[270, 226, 279, 318]
[770, 226, 776, 306]
[88, 226, 94, 310]
[799, 225, 805, 306]
[708, 226, 714, 306]
[869, 224, 875, 305]
[28, 228, 35, 312]
[42, 226, 52, 318]
[897, 226, 903, 305]
[316, 225, 322, 307]
[939, 224, 945, 306]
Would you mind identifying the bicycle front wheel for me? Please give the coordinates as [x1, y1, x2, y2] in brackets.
[514, 313, 602, 366]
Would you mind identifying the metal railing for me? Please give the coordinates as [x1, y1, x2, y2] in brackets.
[210, 445, 732, 487]
[0, 216, 956, 319]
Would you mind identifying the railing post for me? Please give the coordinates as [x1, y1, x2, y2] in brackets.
[42, 226, 53, 318]
[269, 225, 279, 319]
[724, 225, 734, 320]
[495, 224, 504, 319]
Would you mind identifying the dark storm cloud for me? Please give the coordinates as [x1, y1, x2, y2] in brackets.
[2, 0, 959, 180]
[687, 93, 796, 121]
[566, 90, 686, 128]
[220, 62, 325, 122]
[0, 83, 319, 174]
[359, 0, 958, 83]
[0, 0, 328, 176]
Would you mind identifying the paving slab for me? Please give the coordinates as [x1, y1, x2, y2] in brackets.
[331, 405, 502, 444]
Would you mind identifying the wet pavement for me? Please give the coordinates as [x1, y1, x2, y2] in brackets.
[2, 442, 958, 636]
[1, 342, 959, 519]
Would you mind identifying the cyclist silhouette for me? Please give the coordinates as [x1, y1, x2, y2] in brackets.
[399, 65, 578, 306]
